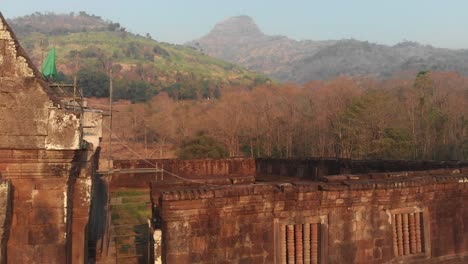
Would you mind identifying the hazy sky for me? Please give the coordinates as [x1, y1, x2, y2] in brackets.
[1, 0, 468, 49]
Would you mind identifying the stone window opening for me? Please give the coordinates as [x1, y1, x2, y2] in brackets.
[387, 207, 431, 259]
[274, 216, 328, 264]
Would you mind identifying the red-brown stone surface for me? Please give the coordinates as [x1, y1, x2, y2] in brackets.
[158, 169, 468, 264]
[0, 149, 98, 264]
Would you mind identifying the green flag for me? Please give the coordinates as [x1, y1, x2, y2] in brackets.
[41, 48, 58, 80]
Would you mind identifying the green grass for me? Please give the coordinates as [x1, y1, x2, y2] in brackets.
[110, 188, 151, 258]
[110, 189, 151, 224]
[111, 189, 148, 197]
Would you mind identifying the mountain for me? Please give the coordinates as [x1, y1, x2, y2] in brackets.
[190, 16, 468, 83]
[7, 12, 269, 101]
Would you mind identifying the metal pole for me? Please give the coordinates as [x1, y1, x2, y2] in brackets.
[73, 75, 77, 99]
[108, 68, 113, 171]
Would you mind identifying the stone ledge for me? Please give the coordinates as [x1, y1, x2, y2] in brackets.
[159, 170, 468, 201]
[0, 149, 83, 161]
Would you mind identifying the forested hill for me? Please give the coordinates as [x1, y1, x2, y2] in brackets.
[8, 12, 269, 102]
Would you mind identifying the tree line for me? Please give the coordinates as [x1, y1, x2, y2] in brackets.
[109, 71, 468, 160]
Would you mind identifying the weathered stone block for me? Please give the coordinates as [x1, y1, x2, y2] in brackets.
[6, 244, 35, 263]
[28, 224, 66, 245]
[166, 254, 190, 263]
[31, 189, 65, 208]
[33, 244, 66, 263]
[8, 225, 28, 245]
[34, 178, 68, 190]
[28, 208, 64, 225]
[45, 109, 81, 150]
[12, 201, 32, 213]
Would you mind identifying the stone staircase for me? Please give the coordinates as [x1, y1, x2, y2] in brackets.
[108, 189, 152, 264]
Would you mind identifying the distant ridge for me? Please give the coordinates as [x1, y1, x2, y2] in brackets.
[8, 11, 111, 35]
[190, 15, 468, 83]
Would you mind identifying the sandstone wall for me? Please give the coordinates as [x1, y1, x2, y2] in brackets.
[0, 148, 99, 264]
[159, 169, 468, 264]
[0, 13, 102, 263]
[0, 150, 78, 263]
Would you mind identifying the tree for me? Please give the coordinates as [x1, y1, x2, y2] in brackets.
[334, 89, 400, 158]
[144, 93, 177, 158]
[178, 132, 228, 159]
[77, 68, 109, 97]
[100, 71, 468, 160]
[107, 23, 120, 31]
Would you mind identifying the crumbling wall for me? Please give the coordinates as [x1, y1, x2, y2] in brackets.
[0, 14, 81, 150]
[0, 13, 102, 264]
[159, 169, 468, 264]
[0, 16, 35, 78]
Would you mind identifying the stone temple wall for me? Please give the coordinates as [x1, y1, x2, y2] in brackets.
[0, 148, 99, 264]
[158, 168, 468, 264]
[0, 13, 102, 264]
[1, 150, 77, 263]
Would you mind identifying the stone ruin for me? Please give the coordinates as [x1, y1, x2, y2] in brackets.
[151, 159, 468, 263]
[1, 10, 468, 264]
[95, 158, 467, 263]
[0, 13, 102, 263]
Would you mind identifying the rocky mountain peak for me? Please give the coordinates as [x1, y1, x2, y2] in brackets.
[208, 15, 263, 38]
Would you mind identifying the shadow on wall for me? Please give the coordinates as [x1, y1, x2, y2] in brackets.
[86, 175, 108, 263]
[85, 147, 107, 263]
